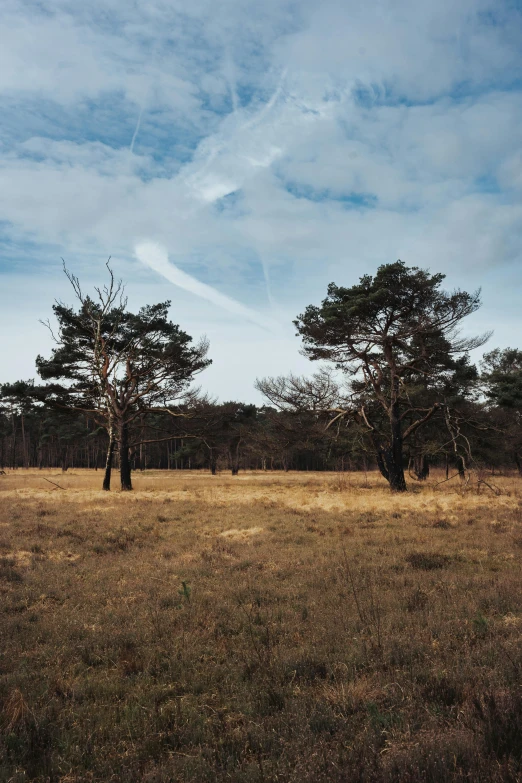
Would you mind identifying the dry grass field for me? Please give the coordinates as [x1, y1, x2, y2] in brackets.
[2, 468, 522, 782]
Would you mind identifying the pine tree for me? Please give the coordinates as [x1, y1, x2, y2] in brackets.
[36, 262, 210, 490]
[293, 261, 487, 491]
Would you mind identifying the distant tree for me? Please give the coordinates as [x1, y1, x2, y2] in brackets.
[256, 369, 342, 469]
[482, 348, 522, 473]
[190, 401, 257, 475]
[482, 348, 522, 408]
[399, 353, 480, 480]
[36, 262, 211, 490]
[0, 380, 35, 469]
[265, 261, 487, 491]
[221, 403, 257, 475]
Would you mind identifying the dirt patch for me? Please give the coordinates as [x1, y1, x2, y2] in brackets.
[47, 551, 81, 563]
[220, 526, 264, 539]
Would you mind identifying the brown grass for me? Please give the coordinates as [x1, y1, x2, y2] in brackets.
[1, 468, 522, 781]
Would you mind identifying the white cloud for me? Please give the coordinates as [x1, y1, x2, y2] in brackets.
[1, 0, 521, 398]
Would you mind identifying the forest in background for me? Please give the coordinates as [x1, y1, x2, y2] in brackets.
[1, 260, 521, 489]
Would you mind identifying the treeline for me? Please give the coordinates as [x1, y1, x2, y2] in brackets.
[1, 380, 521, 479]
[1, 260, 522, 491]
[0, 400, 365, 474]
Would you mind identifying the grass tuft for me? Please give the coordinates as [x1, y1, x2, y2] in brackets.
[405, 551, 452, 570]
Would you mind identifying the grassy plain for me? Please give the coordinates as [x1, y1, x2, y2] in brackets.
[1, 468, 522, 782]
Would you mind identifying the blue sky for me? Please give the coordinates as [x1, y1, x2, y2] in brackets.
[1, 0, 522, 399]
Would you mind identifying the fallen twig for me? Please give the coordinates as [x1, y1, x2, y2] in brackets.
[477, 479, 502, 496]
[42, 477, 65, 490]
[433, 472, 461, 487]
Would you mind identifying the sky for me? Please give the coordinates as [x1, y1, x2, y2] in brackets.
[1, 0, 522, 401]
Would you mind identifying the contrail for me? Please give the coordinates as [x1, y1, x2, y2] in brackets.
[257, 251, 275, 309]
[223, 49, 239, 113]
[241, 69, 287, 132]
[134, 241, 279, 333]
[130, 108, 144, 154]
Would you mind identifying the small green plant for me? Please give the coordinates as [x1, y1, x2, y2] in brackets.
[367, 701, 401, 734]
[178, 580, 191, 604]
[473, 611, 489, 636]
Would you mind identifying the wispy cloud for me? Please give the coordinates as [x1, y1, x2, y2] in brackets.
[129, 107, 144, 154]
[1, 0, 522, 398]
[134, 241, 279, 332]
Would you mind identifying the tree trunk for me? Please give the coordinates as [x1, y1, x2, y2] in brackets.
[229, 435, 240, 476]
[389, 401, 407, 492]
[413, 453, 430, 480]
[514, 452, 522, 476]
[388, 462, 407, 491]
[21, 414, 28, 469]
[119, 421, 132, 491]
[375, 449, 389, 482]
[11, 413, 16, 469]
[102, 426, 116, 491]
[378, 447, 407, 491]
[373, 409, 407, 492]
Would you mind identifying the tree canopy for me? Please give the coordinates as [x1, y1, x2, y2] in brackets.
[289, 261, 488, 490]
[35, 263, 210, 489]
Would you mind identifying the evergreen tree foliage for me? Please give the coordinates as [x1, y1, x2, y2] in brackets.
[35, 262, 210, 490]
[292, 261, 488, 490]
